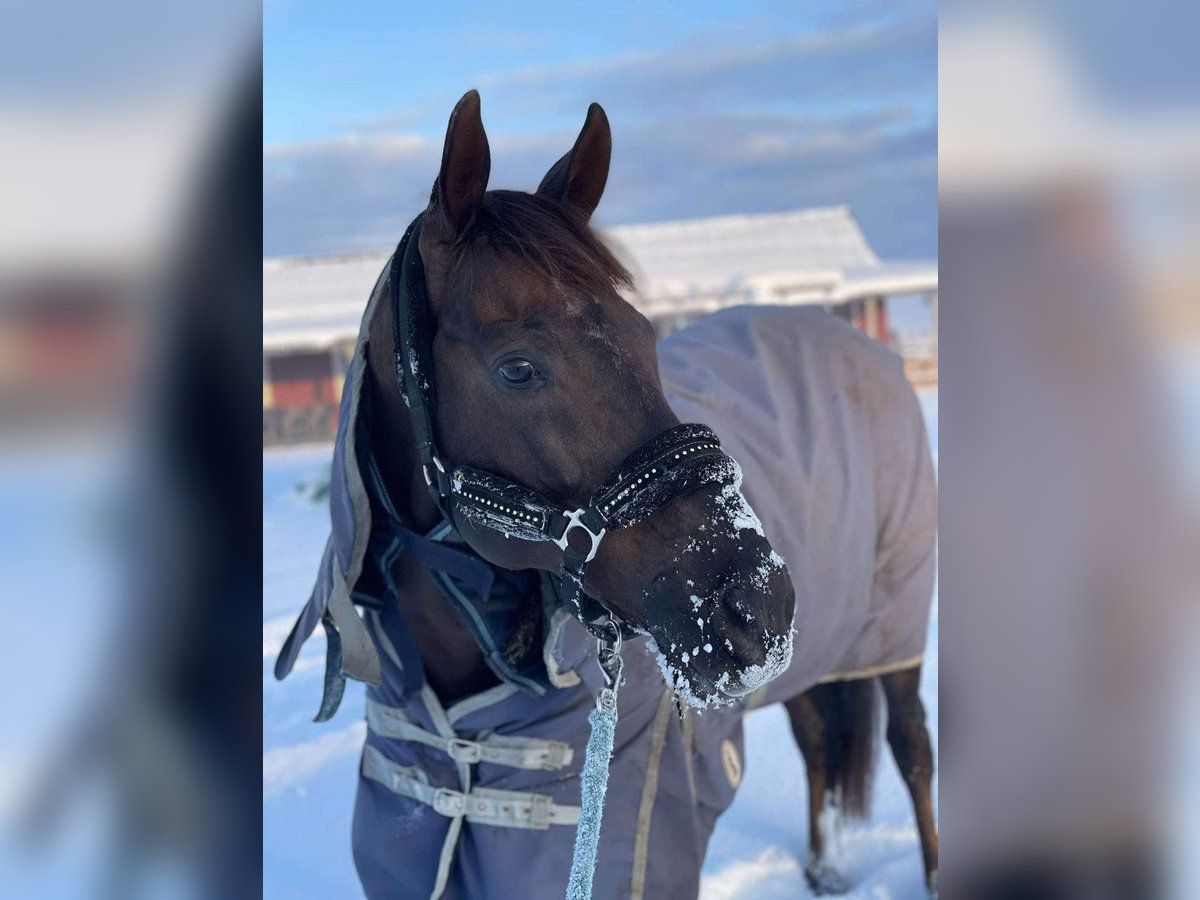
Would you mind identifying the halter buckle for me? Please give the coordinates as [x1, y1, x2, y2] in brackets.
[551, 508, 606, 562]
[421, 454, 445, 488]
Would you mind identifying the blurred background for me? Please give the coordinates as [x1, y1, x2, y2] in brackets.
[939, 3, 1200, 898]
[0, 1, 262, 898]
[0, 0, 1195, 898]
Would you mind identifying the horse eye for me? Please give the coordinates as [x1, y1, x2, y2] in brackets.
[498, 360, 538, 385]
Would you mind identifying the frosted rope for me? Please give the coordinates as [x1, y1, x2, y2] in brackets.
[565, 690, 618, 900]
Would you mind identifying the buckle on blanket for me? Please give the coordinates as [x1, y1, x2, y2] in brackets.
[529, 794, 552, 829]
[447, 738, 482, 764]
[537, 743, 572, 770]
[433, 787, 466, 817]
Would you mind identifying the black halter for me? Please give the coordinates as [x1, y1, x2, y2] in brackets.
[390, 215, 740, 640]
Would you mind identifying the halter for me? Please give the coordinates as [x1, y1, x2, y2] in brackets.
[389, 215, 740, 642]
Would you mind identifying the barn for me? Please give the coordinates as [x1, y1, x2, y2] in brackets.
[263, 206, 937, 446]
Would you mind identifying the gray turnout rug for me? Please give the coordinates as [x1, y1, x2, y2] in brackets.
[659, 304, 936, 705]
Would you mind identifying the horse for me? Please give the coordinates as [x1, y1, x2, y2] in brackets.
[275, 90, 937, 898]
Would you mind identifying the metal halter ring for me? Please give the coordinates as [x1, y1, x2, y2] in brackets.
[596, 618, 624, 691]
[551, 508, 607, 563]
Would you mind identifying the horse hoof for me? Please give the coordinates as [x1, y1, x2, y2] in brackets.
[926, 869, 938, 899]
[804, 862, 851, 895]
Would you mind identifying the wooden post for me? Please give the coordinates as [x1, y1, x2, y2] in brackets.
[874, 296, 890, 347]
[931, 291, 938, 357]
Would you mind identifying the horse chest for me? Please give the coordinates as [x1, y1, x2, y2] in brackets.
[389, 557, 500, 703]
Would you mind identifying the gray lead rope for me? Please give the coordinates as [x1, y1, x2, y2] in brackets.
[565, 620, 624, 900]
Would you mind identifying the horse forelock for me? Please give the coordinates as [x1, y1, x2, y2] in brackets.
[448, 190, 631, 300]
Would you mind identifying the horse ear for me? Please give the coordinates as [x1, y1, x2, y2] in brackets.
[536, 103, 611, 220]
[428, 90, 490, 240]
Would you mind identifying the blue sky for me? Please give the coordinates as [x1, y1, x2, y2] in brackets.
[264, 1, 935, 260]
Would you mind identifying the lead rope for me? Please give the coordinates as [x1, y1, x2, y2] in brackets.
[565, 620, 624, 900]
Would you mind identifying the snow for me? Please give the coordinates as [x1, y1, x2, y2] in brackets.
[262, 447, 369, 896]
[699, 846, 804, 900]
[257, 392, 942, 897]
[717, 479, 766, 537]
[263, 722, 367, 799]
[721, 629, 795, 697]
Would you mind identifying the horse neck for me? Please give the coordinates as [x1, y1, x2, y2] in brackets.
[364, 288, 500, 702]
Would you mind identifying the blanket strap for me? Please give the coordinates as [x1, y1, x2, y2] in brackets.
[362, 745, 581, 830]
[565, 621, 624, 900]
[365, 697, 575, 771]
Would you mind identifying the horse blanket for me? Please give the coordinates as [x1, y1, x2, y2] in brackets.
[660, 305, 936, 705]
[275, 289, 936, 899]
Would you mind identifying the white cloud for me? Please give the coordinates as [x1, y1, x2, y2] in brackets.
[264, 133, 428, 161]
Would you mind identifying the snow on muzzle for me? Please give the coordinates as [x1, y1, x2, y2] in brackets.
[646, 476, 796, 708]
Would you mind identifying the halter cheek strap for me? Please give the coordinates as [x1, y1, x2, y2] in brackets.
[392, 215, 453, 518]
[389, 215, 741, 640]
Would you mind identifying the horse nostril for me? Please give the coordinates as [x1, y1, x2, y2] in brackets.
[721, 585, 756, 626]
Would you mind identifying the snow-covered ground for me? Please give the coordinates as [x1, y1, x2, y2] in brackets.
[262, 390, 939, 899]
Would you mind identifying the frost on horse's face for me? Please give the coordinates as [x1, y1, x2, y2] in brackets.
[418, 92, 795, 706]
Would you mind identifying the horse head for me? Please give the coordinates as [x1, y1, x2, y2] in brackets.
[416, 90, 795, 705]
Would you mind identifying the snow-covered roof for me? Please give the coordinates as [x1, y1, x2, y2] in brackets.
[608, 206, 878, 283]
[263, 206, 936, 353]
[263, 251, 391, 353]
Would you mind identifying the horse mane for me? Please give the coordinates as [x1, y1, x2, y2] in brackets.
[451, 190, 632, 296]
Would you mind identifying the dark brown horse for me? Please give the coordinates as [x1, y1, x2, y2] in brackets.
[366, 94, 795, 707]
[352, 90, 936, 896]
